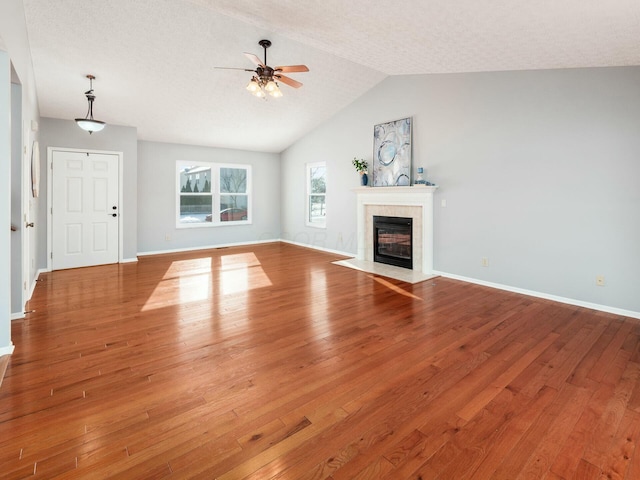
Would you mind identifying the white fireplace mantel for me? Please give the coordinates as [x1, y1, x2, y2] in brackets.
[353, 185, 438, 276]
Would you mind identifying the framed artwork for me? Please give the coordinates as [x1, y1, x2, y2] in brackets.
[372, 117, 412, 187]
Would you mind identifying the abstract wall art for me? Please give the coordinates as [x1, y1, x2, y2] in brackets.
[372, 117, 412, 187]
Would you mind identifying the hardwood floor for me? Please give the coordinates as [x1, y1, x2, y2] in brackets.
[2, 242, 640, 479]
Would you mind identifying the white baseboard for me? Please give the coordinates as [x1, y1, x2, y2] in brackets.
[279, 239, 352, 258]
[10, 312, 25, 321]
[0, 344, 15, 356]
[433, 271, 640, 320]
[28, 268, 48, 300]
[120, 257, 138, 264]
[137, 238, 280, 257]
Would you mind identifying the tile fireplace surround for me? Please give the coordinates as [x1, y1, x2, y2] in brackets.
[334, 185, 438, 284]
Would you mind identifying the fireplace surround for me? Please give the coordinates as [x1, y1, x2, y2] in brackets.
[353, 185, 438, 277]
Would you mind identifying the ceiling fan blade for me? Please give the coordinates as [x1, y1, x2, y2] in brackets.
[277, 74, 303, 89]
[214, 67, 256, 72]
[275, 65, 309, 73]
[244, 52, 265, 68]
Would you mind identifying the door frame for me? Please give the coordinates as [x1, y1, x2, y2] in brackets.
[47, 147, 124, 271]
[21, 120, 29, 314]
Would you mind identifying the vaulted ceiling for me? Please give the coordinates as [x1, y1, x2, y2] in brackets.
[22, 0, 640, 152]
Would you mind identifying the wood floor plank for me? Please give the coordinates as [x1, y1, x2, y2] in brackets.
[549, 384, 615, 479]
[0, 242, 638, 478]
[456, 331, 559, 422]
[514, 384, 593, 479]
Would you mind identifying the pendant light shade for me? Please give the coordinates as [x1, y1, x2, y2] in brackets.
[75, 74, 106, 134]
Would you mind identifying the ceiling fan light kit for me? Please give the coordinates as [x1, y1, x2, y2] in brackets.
[219, 39, 309, 99]
[75, 74, 106, 134]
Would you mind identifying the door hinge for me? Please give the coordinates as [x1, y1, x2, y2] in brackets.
[50, 252, 53, 259]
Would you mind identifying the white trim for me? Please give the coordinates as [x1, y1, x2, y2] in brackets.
[120, 257, 138, 264]
[47, 147, 124, 270]
[433, 270, 640, 320]
[280, 239, 351, 257]
[0, 344, 15, 356]
[137, 238, 280, 257]
[306, 162, 326, 229]
[28, 268, 47, 300]
[11, 311, 25, 320]
[21, 121, 31, 316]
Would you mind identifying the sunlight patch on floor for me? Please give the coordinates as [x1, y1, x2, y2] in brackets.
[142, 253, 272, 311]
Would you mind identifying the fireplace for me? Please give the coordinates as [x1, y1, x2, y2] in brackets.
[353, 185, 437, 278]
[373, 216, 413, 269]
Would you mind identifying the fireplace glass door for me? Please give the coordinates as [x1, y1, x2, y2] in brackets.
[373, 216, 413, 269]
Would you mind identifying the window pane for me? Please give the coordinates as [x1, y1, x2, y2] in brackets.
[180, 165, 211, 193]
[310, 166, 326, 194]
[220, 195, 248, 222]
[220, 168, 247, 193]
[309, 195, 326, 223]
[180, 195, 213, 224]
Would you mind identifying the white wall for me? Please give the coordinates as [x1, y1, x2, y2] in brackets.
[137, 140, 280, 254]
[38, 118, 138, 263]
[281, 66, 640, 315]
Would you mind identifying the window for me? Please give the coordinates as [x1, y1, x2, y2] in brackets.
[306, 162, 326, 228]
[177, 161, 251, 227]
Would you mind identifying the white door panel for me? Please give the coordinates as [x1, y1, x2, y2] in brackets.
[52, 151, 119, 270]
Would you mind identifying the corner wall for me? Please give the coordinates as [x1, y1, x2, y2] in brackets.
[137, 140, 280, 254]
[281, 66, 640, 314]
[38, 118, 138, 263]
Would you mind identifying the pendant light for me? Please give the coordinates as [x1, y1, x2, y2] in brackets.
[75, 74, 106, 134]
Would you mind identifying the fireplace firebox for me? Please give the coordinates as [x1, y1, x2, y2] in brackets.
[373, 216, 413, 269]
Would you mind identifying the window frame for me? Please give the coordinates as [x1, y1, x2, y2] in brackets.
[176, 161, 252, 228]
[306, 161, 326, 229]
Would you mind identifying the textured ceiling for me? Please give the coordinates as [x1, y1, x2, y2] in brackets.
[22, 0, 640, 153]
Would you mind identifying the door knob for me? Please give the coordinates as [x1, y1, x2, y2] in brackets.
[111, 214, 117, 217]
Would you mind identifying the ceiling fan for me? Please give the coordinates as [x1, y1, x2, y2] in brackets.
[216, 39, 309, 98]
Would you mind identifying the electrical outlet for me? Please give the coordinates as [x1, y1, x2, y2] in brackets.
[481, 257, 489, 267]
[165, 234, 171, 242]
[596, 275, 605, 286]
[441, 199, 447, 208]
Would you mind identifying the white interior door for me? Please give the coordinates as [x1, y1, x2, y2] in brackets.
[52, 151, 119, 270]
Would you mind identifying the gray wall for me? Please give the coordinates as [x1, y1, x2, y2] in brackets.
[38, 118, 138, 264]
[281, 66, 640, 314]
[137, 140, 280, 254]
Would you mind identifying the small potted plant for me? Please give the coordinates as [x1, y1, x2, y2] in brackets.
[352, 157, 369, 186]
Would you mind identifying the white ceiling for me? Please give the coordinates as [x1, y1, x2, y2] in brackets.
[22, 0, 640, 153]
